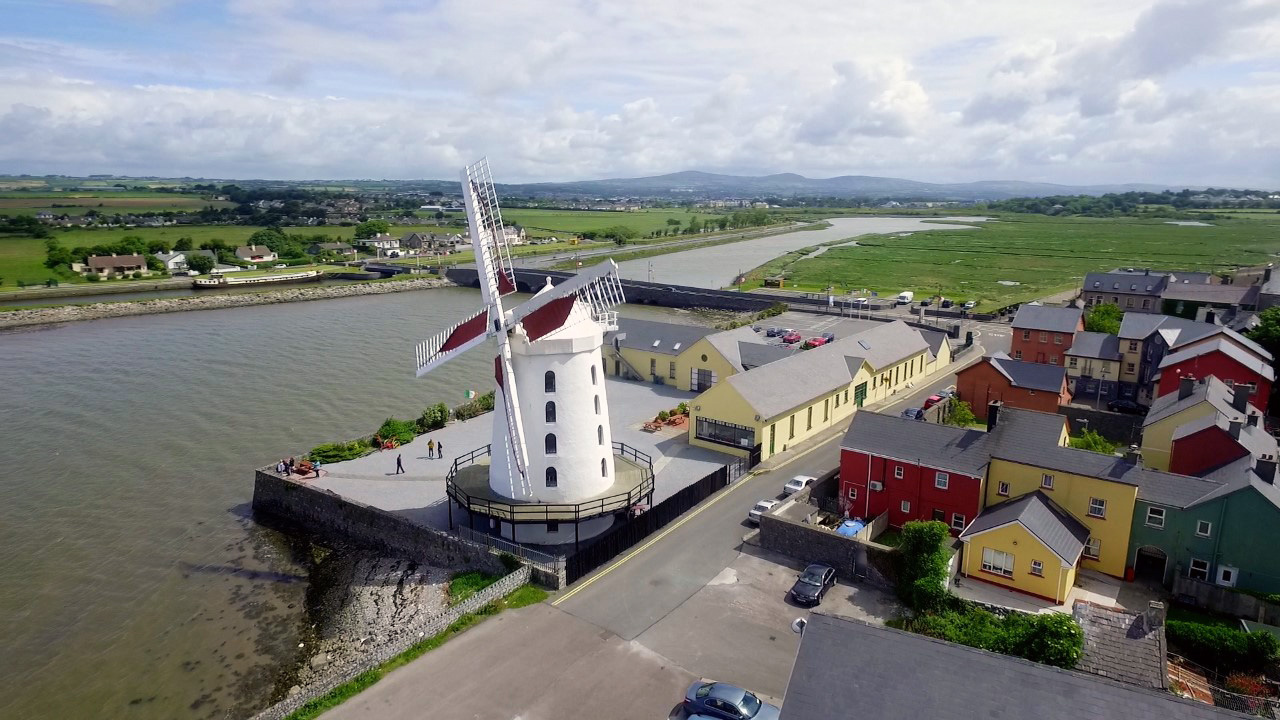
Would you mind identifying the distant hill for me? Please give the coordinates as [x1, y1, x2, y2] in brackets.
[500, 170, 1183, 201]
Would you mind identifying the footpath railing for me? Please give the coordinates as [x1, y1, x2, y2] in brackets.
[456, 525, 565, 574]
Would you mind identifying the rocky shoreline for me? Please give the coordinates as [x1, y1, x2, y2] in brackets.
[0, 276, 451, 330]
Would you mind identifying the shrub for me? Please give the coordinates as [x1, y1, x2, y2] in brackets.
[498, 553, 522, 573]
[86, 272, 101, 282]
[308, 441, 368, 463]
[657, 410, 670, 422]
[677, 402, 689, 415]
[1167, 620, 1279, 672]
[943, 398, 978, 427]
[418, 402, 449, 432]
[453, 391, 495, 421]
[376, 417, 417, 445]
[911, 607, 1003, 650]
[1069, 429, 1119, 455]
[897, 520, 951, 611]
[998, 612, 1084, 668]
[131, 271, 143, 279]
[1223, 672, 1269, 696]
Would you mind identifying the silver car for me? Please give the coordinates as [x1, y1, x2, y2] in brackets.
[783, 475, 816, 496]
[747, 499, 779, 524]
[683, 680, 780, 720]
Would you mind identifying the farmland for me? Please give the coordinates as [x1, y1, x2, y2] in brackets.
[0, 192, 238, 216]
[500, 208, 718, 238]
[741, 214, 1280, 310]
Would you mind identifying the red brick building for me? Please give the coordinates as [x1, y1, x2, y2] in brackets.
[1010, 304, 1084, 366]
[1155, 339, 1274, 405]
[956, 354, 1071, 421]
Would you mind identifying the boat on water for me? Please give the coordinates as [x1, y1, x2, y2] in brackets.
[192, 270, 324, 289]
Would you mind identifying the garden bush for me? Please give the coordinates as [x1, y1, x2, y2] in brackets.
[418, 402, 449, 432]
[657, 410, 670, 422]
[677, 402, 689, 415]
[897, 520, 951, 611]
[376, 417, 417, 445]
[453, 391, 495, 421]
[86, 272, 100, 282]
[908, 606, 1083, 669]
[308, 441, 368, 463]
[1167, 620, 1279, 673]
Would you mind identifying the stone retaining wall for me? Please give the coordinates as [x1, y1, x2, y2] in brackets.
[1058, 405, 1143, 446]
[249, 564, 531, 720]
[1174, 575, 1280, 624]
[758, 493, 899, 589]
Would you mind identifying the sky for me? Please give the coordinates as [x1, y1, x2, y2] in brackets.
[1, 0, 1278, 186]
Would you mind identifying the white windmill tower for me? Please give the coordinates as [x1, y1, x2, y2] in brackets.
[415, 159, 651, 546]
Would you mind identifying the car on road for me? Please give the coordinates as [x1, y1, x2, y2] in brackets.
[822, 331, 836, 342]
[940, 298, 953, 308]
[851, 297, 869, 307]
[789, 563, 837, 606]
[751, 325, 763, 333]
[781, 332, 802, 344]
[765, 327, 781, 337]
[273, 264, 287, 268]
[802, 336, 828, 348]
[684, 680, 780, 720]
[901, 407, 925, 421]
[922, 394, 945, 410]
[963, 300, 976, 310]
[936, 389, 957, 400]
[747, 499, 779, 524]
[1107, 398, 1146, 414]
[920, 298, 932, 307]
[783, 475, 816, 496]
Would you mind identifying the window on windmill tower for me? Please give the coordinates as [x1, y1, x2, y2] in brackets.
[591, 365, 597, 385]
[546, 401, 556, 423]
[545, 371, 555, 393]
[545, 467, 557, 487]
[601, 458, 607, 477]
[594, 395, 601, 414]
[545, 434, 557, 454]
[597, 425, 604, 445]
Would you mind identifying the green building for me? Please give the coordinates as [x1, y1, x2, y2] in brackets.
[1130, 456, 1280, 592]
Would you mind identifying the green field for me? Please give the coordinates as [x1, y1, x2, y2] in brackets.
[0, 192, 238, 216]
[743, 215, 1280, 310]
[500, 208, 717, 238]
[0, 236, 52, 286]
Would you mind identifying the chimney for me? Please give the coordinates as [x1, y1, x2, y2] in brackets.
[1248, 413, 1259, 427]
[1229, 420, 1243, 439]
[1178, 375, 1196, 400]
[1257, 455, 1277, 485]
[1125, 445, 1142, 465]
[987, 401, 1002, 432]
[1232, 385, 1250, 412]
[1205, 310, 1216, 325]
[1145, 601, 1166, 630]
[1266, 266, 1274, 283]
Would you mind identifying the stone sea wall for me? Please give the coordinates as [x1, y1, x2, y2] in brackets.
[0, 276, 449, 330]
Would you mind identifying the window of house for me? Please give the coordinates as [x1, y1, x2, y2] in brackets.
[545, 467, 557, 487]
[824, 399, 830, 422]
[1022, 330, 1030, 341]
[649, 358, 656, 375]
[544, 371, 555, 393]
[997, 481, 1010, 496]
[789, 415, 795, 439]
[591, 365, 597, 385]
[932, 508, 945, 522]
[900, 500, 911, 513]
[981, 547, 1014, 577]
[597, 425, 604, 445]
[594, 395, 601, 414]
[1128, 340, 1138, 352]
[1030, 560, 1044, 576]
[1189, 558, 1210, 581]
[847, 487, 857, 500]
[1054, 334, 1063, 345]
[1068, 357, 1078, 368]
[1088, 497, 1106, 518]
[1040, 331, 1048, 343]
[951, 513, 966, 531]
[544, 434, 557, 455]
[1196, 520, 1212, 538]
[807, 406, 813, 431]
[1218, 566, 1237, 587]
[1050, 355, 1058, 365]
[843, 390, 849, 403]
[1041, 473, 1054, 489]
[894, 465, 904, 479]
[1014, 350, 1023, 360]
[1084, 537, 1101, 559]
[545, 401, 556, 423]
[1145, 506, 1165, 528]
[1126, 298, 1134, 308]
[1142, 299, 1151, 309]
[668, 361, 676, 379]
[1126, 362, 1136, 374]
[935, 472, 948, 490]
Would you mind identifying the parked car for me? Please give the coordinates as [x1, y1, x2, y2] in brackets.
[936, 389, 957, 400]
[683, 680, 780, 720]
[963, 300, 976, 310]
[851, 297, 869, 307]
[920, 298, 933, 307]
[802, 336, 828, 348]
[901, 407, 925, 421]
[273, 264, 287, 268]
[1107, 398, 1146, 415]
[765, 327, 781, 337]
[940, 298, 953, 308]
[822, 331, 836, 342]
[747, 499, 779, 524]
[922, 394, 945, 410]
[751, 325, 763, 333]
[789, 563, 837, 606]
[783, 475, 816, 496]
[781, 332, 802, 344]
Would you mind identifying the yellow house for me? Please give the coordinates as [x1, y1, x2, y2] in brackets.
[689, 321, 945, 460]
[958, 491, 1087, 603]
[603, 320, 791, 392]
[1140, 375, 1259, 471]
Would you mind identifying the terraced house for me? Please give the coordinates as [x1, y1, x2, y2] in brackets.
[1116, 312, 1272, 406]
[1009, 304, 1083, 365]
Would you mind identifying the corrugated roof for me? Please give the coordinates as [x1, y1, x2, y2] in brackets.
[1012, 304, 1083, 333]
[1066, 332, 1122, 361]
[960, 490, 1089, 563]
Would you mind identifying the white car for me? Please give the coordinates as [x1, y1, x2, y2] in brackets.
[783, 475, 817, 496]
[748, 499, 779, 524]
[273, 264, 287, 268]
[963, 301, 976, 310]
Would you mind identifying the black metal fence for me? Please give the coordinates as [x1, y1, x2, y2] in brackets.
[565, 464, 733, 584]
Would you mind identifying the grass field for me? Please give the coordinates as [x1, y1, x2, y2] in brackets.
[742, 214, 1280, 310]
[500, 208, 721, 238]
[0, 236, 52, 286]
[0, 192, 238, 216]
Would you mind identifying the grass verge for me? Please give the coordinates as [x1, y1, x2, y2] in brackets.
[283, 584, 548, 720]
[447, 571, 500, 606]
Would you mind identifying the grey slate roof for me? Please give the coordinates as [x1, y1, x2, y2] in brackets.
[920, 327, 950, 361]
[1196, 456, 1280, 510]
[1144, 376, 1259, 427]
[1158, 338, 1276, 381]
[737, 341, 792, 370]
[959, 490, 1089, 563]
[828, 320, 930, 371]
[1012, 304, 1083, 333]
[1119, 313, 1216, 343]
[1085, 271, 1168, 297]
[704, 325, 766, 371]
[841, 411, 992, 476]
[1072, 601, 1168, 690]
[1162, 283, 1252, 305]
[605, 318, 714, 356]
[780, 614, 1245, 720]
[1066, 331, 1122, 361]
[987, 353, 1068, 392]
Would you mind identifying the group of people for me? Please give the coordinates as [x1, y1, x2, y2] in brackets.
[276, 456, 320, 478]
[393, 438, 446, 475]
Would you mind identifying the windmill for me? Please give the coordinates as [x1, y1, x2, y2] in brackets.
[414, 159, 627, 516]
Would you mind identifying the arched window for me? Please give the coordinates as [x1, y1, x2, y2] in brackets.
[545, 401, 556, 423]
[544, 370, 555, 393]
[545, 467, 557, 488]
[545, 433, 557, 455]
[594, 395, 600, 414]
[591, 365, 597, 385]
[597, 425, 604, 445]
[601, 458, 607, 477]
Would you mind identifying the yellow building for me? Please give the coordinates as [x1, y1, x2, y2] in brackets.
[1063, 331, 1122, 398]
[689, 321, 949, 461]
[958, 491, 1087, 603]
[603, 320, 791, 392]
[1140, 375, 1260, 471]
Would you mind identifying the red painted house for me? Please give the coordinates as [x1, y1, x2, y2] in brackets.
[1010, 304, 1084, 366]
[955, 353, 1071, 421]
[1155, 339, 1274, 406]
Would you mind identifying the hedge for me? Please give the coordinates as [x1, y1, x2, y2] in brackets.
[1167, 620, 1279, 673]
[308, 441, 369, 463]
[908, 606, 1083, 668]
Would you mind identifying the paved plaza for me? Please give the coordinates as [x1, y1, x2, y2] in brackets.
[313, 376, 735, 531]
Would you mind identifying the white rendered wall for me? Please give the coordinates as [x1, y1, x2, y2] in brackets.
[489, 300, 615, 504]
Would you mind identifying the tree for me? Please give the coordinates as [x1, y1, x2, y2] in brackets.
[353, 219, 391, 239]
[943, 398, 978, 427]
[173, 237, 194, 251]
[897, 520, 952, 611]
[1084, 303, 1123, 335]
[248, 227, 288, 252]
[434, 211, 445, 221]
[185, 253, 215, 274]
[145, 254, 165, 272]
[1247, 307, 1280, 411]
[1069, 429, 1118, 455]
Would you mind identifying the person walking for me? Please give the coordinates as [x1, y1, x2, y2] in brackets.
[436, 440, 443, 460]
[395, 453, 405, 475]
[427, 438, 436, 459]
[286, 457, 295, 475]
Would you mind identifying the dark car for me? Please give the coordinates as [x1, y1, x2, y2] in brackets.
[822, 331, 836, 342]
[901, 407, 925, 421]
[751, 325, 763, 333]
[940, 299, 953, 308]
[765, 327, 781, 337]
[1107, 398, 1146, 414]
[684, 680, 780, 720]
[789, 563, 837, 606]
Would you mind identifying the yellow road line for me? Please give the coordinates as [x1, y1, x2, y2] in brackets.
[551, 437, 833, 606]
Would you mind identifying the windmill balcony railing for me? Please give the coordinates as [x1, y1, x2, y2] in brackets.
[445, 442, 654, 524]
